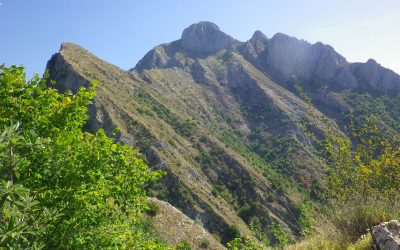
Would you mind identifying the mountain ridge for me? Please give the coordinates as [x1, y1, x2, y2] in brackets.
[45, 21, 400, 247]
[135, 21, 400, 94]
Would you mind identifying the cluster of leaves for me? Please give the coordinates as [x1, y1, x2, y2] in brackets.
[0, 66, 166, 249]
[268, 222, 291, 246]
[296, 201, 316, 237]
[227, 236, 265, 250]
[320, 116, 400, 202]
[175, 241, 192, 250]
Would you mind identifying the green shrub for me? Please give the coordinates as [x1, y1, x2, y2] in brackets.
[227, 237, 264, 250]
[269, 222, 291, 246]
[146, 201, 160, 217]
[199, 239, 210, 249]
[291, 86, 400, 249]
[175, 241, 192, 250]
[222, 225, 241, 244]
[297, 201, 316, 237]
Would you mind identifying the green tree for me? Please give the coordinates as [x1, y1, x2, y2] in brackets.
[314, 115, 400, 202]
[0, 65, 165, 249]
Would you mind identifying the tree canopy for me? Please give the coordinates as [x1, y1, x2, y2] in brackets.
[0, 65, 166, 249]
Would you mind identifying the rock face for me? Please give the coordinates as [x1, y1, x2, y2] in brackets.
[249, 33, 359, 90]
[350, 59, 400, 93]
[373, 220, 400, 250]
[136, 21, 400, 95]
[240, 31, 400, 94]
[46, 43, 92, 93]
[181, 21, 236, 54]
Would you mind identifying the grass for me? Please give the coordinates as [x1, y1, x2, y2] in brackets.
[285, 194, 400, 250]
[133, 92, 196, 137]
[284, 232, 373, 250]
[218, 132, 293, 193]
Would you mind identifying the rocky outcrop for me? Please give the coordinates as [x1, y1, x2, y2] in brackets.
[241, 30, 400, 94]
[255, 33, 358, 90]
[241, 31, 268, 60]
[46, 43, 121, 140]
[46, 43, 91, 93]
[147, 198, 226, 250]
[350, 59, 400, 93]
[373, 220, 400, 250]
[181, 21, 237, 54]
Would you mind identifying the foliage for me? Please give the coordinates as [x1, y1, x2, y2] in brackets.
[218, 132, 292, 193]
[227, 237, 264, 250]
[297, 201, 316, 237]
[284, 225, 374, 250]
[0, 180, 59, 250]
[322, 195, 400, 240]
[133, 92, 196, 137]
[268, 222, 291, 246]
[248, 220, 270, 246]
[296, 84, 400, 202]
[175, 241, 192, 250]
[222, 225, 241, 245]
[320, 116, 400, 202]
[0, 66, 166, 249]
[345, 91, 400, 131]
[291, 84, 400, 248]
[146, 200, 160, 217]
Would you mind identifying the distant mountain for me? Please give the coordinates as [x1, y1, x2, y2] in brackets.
[46, 21, 400, 247]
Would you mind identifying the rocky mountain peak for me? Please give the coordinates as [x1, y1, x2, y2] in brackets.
[60, 42, 78, 51]
[366, 58, 378, 65]
[251, 30, 268, 43]
[248, 30, 268, 50]
[181, 21, 236, 54]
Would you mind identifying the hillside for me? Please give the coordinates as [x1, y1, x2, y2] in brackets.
[45, 21, 400, 248]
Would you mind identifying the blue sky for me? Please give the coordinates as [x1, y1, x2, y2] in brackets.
[1, 0, 400, 78]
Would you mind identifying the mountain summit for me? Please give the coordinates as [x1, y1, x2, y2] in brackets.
[181, 21, 237, 54]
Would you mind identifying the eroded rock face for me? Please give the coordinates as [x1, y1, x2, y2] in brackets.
[350, 59, 400, 93]
[181, 21, 236, 54]
[263, 34, 359, 89]
[135, 21, 400, 95]
[373, 220, 400, 250]
[46, 43, 91, 93]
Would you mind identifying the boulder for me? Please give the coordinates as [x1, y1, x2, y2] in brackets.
[373, 220, 400, 250]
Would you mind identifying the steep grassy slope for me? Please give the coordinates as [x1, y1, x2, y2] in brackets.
[46, 42, 324, 246]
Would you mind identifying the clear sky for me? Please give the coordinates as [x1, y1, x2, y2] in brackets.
[1, 0, 400, 78]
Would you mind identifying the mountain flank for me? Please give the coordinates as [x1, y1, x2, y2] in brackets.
[46, 21, 400, 247]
